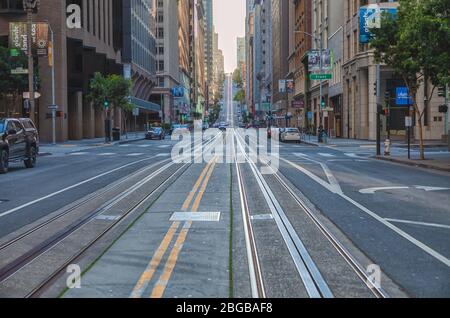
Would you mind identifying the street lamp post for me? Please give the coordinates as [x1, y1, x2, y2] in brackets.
[23, 0, 39, 123]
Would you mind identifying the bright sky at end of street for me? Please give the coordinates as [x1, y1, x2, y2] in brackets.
[213, 0, 246, 73]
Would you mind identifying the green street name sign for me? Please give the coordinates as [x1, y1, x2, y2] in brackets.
[310, 74, 332, 80]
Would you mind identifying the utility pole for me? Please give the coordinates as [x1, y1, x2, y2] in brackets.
[24, 0, 38, 123]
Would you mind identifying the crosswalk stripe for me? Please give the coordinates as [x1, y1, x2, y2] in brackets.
[158, 145, 171, 149]
[127, 153, 144, 157]
[98, 153, 116, 156]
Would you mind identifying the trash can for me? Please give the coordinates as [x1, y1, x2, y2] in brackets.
[112, 128, 121, 141]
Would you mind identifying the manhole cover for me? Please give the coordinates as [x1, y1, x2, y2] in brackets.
[170, 212, 221, 222]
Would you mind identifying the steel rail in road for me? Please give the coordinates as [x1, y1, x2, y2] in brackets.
[268, 169, 389, 298]
[234, 144, 266, 298]
[234, 130, 333, 298]
[0, 157, 172, 253]
[0, 134, 223, 297]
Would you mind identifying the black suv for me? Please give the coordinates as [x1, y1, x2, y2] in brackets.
[0, 118, 39, 174]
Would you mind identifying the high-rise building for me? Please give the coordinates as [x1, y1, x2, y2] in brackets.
[245, 0, 255, 117]
[0, 0, 126, 142]
[288, 0, 312, 129]
[271, 0, 290, 118]
[203, 0, 214, 84]
[150, 0, 182, 124]
[122, 0, 160, 130]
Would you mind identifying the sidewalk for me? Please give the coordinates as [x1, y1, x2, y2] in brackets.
[301, 135, 446, 149]
[39, 132, 147, 156]
[376, 154, 450, 173]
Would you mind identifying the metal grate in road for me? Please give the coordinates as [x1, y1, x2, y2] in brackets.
[170, 212, 221, 222]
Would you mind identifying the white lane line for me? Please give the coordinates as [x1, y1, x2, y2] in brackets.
[68, 152, 89, 156]
[345, 153, 359, 158]
[158, 145, 171, 149]
[385, 218, 450, 230]
[126, 153, 144, 157]
[98, 153, 116, 156]
[318, 153, 335, 158]
[281, 156, 450, 268]
[0, 156, 165, 219]
[294, 154, 342, 194]
[359, 187, 410, 194]
[138, 145, 151, 148]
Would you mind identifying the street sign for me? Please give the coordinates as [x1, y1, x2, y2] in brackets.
[133, 107, 140, 117]
[310, 74, 332, 80]
[10, 48, 19, 57]
[405, 116, 413, 127]
[11, 67, 28, 74]
[48, 105, 58, 110]
[23, 92, 41, 99]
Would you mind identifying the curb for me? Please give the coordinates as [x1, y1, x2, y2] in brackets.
[374, 156, 450, 173]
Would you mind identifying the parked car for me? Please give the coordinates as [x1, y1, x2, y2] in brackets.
[145, 127, 165, 140]
[281, 128, 301, 143]
[0, 118, 39, 174]
[271, 127, 285, 142]
[19, 118, 40, 153]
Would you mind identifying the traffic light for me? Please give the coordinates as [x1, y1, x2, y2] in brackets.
[373, 82, 378, 96]
[321, 98, 326, 108]
[384, 90, 391, 102]
[437, 86, 445, 97]
[103, 99, 110, 108]
[439, 105, 448, 113]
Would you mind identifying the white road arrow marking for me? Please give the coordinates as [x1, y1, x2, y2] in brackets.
[359, 187, 410, 194]
[415, 186, 450, 192]
[318, 153, 335, 158]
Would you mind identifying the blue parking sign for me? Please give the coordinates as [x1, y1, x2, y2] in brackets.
[396, 87, 413, 106]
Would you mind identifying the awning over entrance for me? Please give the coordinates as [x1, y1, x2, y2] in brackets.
[130, 97, 161, 112]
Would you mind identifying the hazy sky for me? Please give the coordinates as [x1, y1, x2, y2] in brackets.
[213, 0, 246, 73]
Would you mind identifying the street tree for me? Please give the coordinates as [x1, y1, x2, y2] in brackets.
[370, 0, 450, 160]
[0, 46, 34, 117]
[107, 74, 133, 133]
[233, 89, 245, 105]
[233, 68, 243, 88]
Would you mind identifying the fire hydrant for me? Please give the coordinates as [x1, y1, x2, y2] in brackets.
[384, 139, 391, 156]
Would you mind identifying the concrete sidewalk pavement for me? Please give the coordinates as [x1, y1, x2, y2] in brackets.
[39, 132, 147, 156]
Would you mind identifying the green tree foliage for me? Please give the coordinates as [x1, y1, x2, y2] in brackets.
[0, 46, 28, 97]
[370, 0, 450, 160]
[233, 68, 243, 88]
[233, 89, 245, 105]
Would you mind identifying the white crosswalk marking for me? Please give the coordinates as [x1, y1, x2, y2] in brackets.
[119, 144, 130, 147]
[126, 153, 144, 157]
[98, 153, 116, 156]
[318, 153, 335, 158]
[138, 145, 151, 148]
[158, 145, 171, 149]
[345, 153, 359, 158]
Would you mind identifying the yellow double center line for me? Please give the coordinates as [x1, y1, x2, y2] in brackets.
[130, 158, 218, 298]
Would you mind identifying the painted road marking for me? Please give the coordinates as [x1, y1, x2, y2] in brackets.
[385, 218, 450, 230]
[130, 222, 181, 298]
[150, 160, 218, 298]
[360, 186, 450, 194]
[130, 160, 215, 298]
[415, 186, 450, 192]
[359, 187, 410, 194]
[98, 153, 116, 156]
[138, 145, 151, 148]
[281, 156, 450, 268]
[318, 153, 335, 158]
[158, 145, 171, 149]
[68, 152, 89, 156]
[95, 215, 121, 221]
[119, 144, 130, 147]
[127, 153, 144, 157]
[0, 156, 167, 220]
